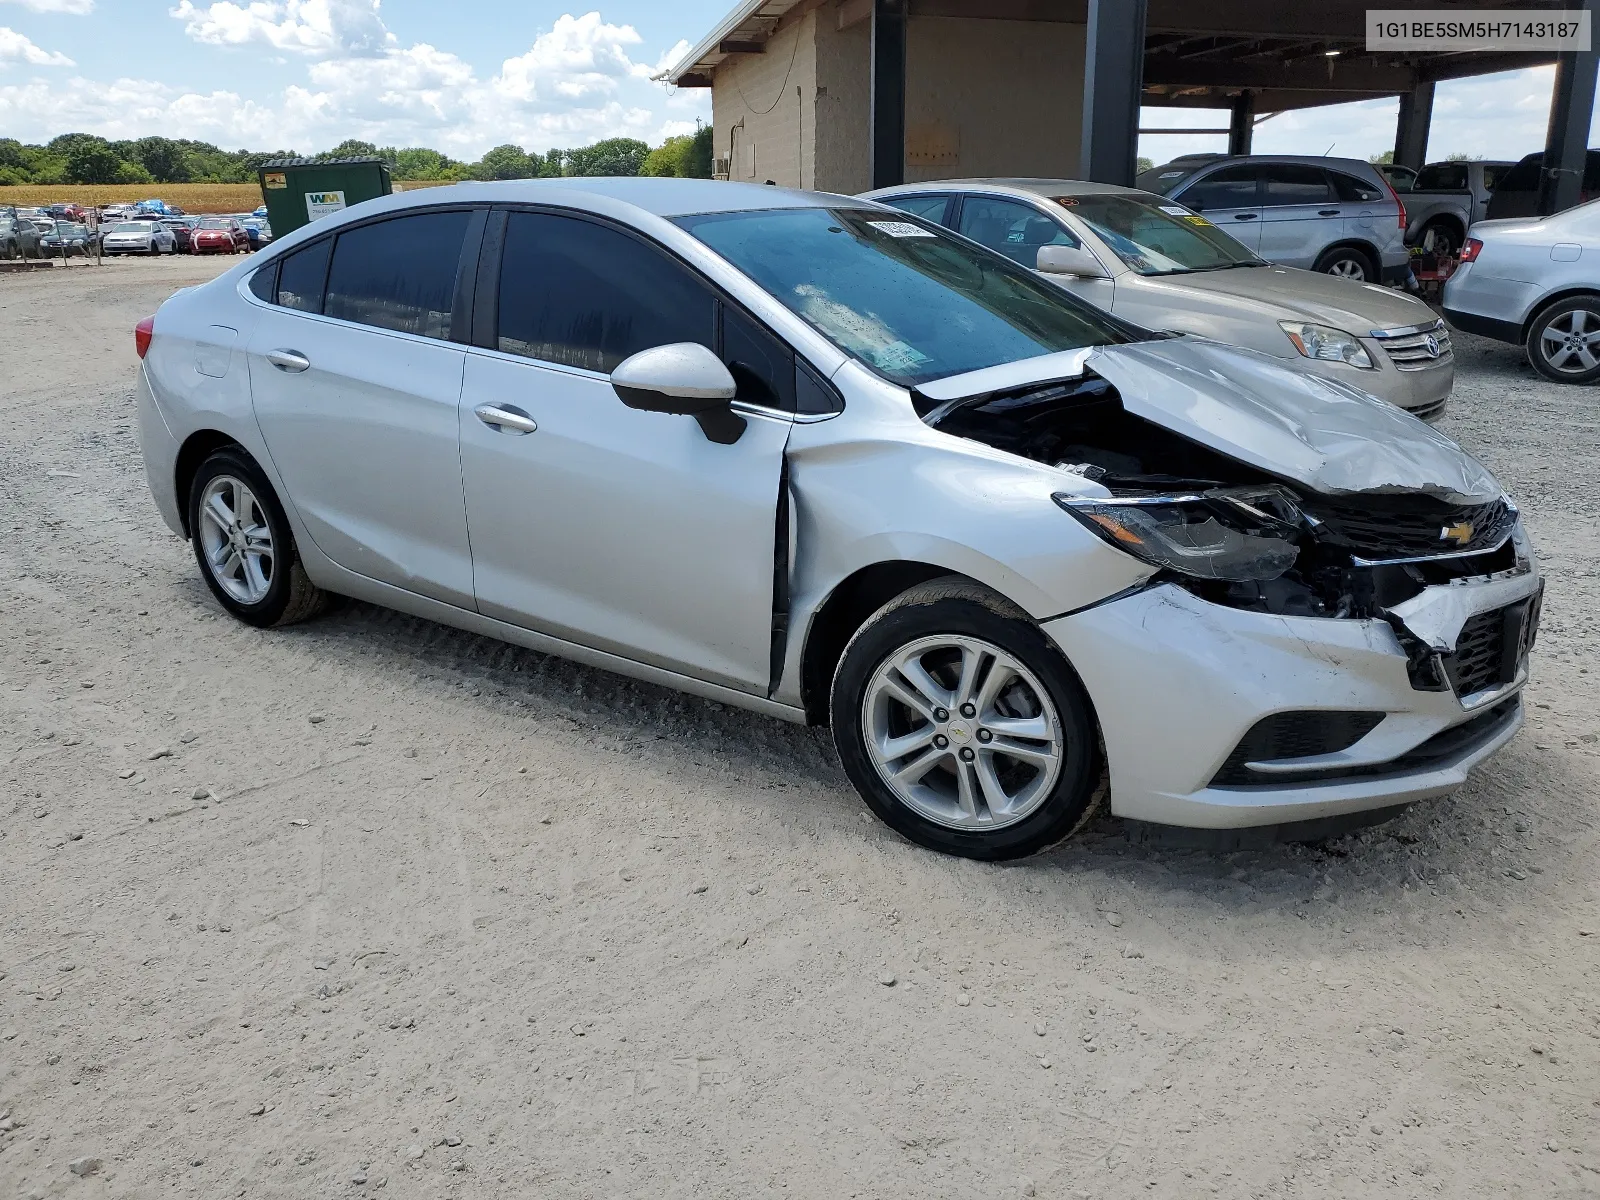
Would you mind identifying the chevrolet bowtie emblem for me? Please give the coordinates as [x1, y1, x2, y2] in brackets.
[1440, 521, 1475, 545]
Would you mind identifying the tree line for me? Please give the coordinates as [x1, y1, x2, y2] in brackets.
[0, 126, 713, 187]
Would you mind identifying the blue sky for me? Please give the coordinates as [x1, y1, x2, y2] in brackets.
[0, 0, 1581, 163]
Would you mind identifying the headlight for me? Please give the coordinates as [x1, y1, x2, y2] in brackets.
[1278, 321, 1374, 368]
[1054, 485, 1305, 581]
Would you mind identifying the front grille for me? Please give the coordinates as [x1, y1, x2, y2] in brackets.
[1304, 494, 1514, 561]
[1373, 320, 1454, 372]
[1213, 710, 1385, 785]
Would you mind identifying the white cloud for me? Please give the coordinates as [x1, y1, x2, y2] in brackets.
[170, 0, 391, 57]
[497, 12, 645, 104]
[0, 25, 71, 65]
[0, 0, 92, 14]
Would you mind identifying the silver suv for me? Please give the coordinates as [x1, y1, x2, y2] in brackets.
[1138, 154, 1409, 284]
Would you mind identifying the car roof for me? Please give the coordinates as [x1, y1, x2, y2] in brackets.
[1154, 154, 1382, 172]
[867, 178, 1145, 199]
[365, 177, 856, 219]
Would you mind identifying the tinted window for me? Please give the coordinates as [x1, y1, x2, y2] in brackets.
[496, 212, 715, 373]
[276, 238, 331, 313]
[1482, 164, 1511, 191]
[249, 261, 278, 303]
[1415, 163, 1469, 191]
[794, 360, 843, 415]
[1178, 165, 1259, 211]
[1331, 171, 1384, 202]
[1260, 164, 1335, 206]
[1496, 154, 1543, 192]
[956, 196, 1079, 266]
[324, 211, 469, 339]
[722, 304, 794, 411]
[674, 207, 1137, 387]
[883, 195, 952, 224]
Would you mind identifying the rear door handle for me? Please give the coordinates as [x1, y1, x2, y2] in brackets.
[1232, 212, 1257, 220]
[474, 404, 538, 435]
[1318, 209, 1342, 217]
[265, 349, 309, 372]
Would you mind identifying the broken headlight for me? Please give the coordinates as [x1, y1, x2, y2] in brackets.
[1278, 321, 1374, 369]
[1053, 486, 1305, 582]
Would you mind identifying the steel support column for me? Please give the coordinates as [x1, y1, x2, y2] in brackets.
[1228, 91, 1254, 157]
[870, 0, 907, 190]
[1080, 0, 1148, 185]
[1539, 0, 1599, 215]
[1393, 82, 1434, 171]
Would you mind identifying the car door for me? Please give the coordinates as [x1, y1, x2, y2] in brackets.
[953, 194, 1115, 308]
[457, 209, 792, 695]
[1329, 169, 1390, 259]
[246, 207, 482, 610]
[1255, 164, 1341, 267]
[1171, 165, 1263, 249]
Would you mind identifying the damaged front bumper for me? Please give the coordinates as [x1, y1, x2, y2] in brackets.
[1043, 565, 1540, 830]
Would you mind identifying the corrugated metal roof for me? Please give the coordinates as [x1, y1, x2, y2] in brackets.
[258, 156, 388, 168]
[665, 0, 805, 85]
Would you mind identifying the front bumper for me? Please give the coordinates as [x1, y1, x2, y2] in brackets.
[1295, 350, 1452, 421]
[1043, 574, 1539, 830]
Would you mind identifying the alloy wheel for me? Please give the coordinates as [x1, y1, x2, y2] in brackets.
[861, 634, 1065, 831]
[1538, 308, 1600, 374]
[196, 475, 275, 604]
[1325, 256, 1367, 280]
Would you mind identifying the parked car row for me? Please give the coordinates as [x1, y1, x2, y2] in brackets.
[134, 176, 1541, 861]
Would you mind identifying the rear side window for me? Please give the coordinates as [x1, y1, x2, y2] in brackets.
[496, 212, 715, 373]
[324, 211, 470, 339]
[1415, 163, 1468, 191]
[275, 238, 331, 313]
[1178, 165, 1259, 211]
[956, 196, 1079, 266]
[1331, 171, 1385, 203]
[882, 194, 952, 224]
[1483, 164, 1511, 191]
[1260, 164, 1335, 206]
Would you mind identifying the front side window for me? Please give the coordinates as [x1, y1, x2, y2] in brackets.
[275, 238, 332, 313]
[1178, 166, 1260, 211]
[674, 207, 1138, 387]
[324, 211, 470, 339]
[1260, 164, 1335, 206]
[1058, 193, 1261, 276]
[955, 196, 1079, 266]
[496, 212, 715, 373]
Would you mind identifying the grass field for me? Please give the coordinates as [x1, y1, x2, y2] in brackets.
[1, 183, 264, 212]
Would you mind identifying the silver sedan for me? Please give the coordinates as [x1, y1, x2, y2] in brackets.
[1444, 199, 1600, 382]
[134, 179, 1539, 860]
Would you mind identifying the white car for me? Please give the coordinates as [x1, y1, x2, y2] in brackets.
[133, 179, 1538, 859]
[867, 179, 1453, 419]
[102, 220, 177, 256]
[1443, 199, 1600, 383]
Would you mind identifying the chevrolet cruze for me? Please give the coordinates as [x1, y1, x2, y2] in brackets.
[134, 179, 1540, 860]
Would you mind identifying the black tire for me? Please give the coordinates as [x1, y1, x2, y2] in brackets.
[187, 448, 327, 628]
[1526, 294, 1600, 384]
[830, 577, 1104, 861]
[1417, 220, 1462, 258]
[1313, 245, 1378, 282]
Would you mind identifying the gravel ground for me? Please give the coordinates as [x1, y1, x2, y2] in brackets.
[1, 256, 1597, 1200]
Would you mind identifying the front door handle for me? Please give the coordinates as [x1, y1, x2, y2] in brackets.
[265, 348, 310, 372]
[474, 404, 538, 435]
[1232, 212, 1258, 220]
[1318, 209, 1342, 217]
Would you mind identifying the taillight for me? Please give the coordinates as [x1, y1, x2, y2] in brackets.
[135, 315, 155, 358]
[1380, 176, 1407, 230]
[1459, 238, 1484, 263]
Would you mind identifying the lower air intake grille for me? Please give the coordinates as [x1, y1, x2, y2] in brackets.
[1213, 711, 1385, 785]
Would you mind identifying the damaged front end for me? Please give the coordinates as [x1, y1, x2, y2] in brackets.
[915, 338, 1542, 711]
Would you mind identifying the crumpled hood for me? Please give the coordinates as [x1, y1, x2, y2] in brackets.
[1156, 264, 1435, 333]
[916, 337, 1500, 501]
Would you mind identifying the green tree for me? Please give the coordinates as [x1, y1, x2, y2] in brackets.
[1369, 150, 1395, 165]
[564, 137, 649, 177]
[320, 138, 380, 160]
[478, 143, 537, 180]
[392, 146, 460, 180]
[538, 149, 567, 177]
[54, 134, 124, 184]
[113, 159, 154, 184]
[1136, 155, 1154, 174]
[640, 135, 691, 177]
[683, 123, 713, 178]
[1445, 152, 1484, 162]
[134, 136, 192, 183]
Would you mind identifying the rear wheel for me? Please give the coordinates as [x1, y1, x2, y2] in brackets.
[1526, 295, 1600, 384]
[1417, 220, 1462, 258]
[830, 578, 1104, 861]
[1313, 245, 1378, 282]
[188, 448, 328, 627]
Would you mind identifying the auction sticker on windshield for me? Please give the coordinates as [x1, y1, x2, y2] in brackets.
[868, 221, 938, 238]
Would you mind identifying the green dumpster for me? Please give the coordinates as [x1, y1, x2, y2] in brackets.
[257, 156, 393, 238]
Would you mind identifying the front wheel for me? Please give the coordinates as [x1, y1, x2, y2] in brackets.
[188, 448, 328, 627]
[1313, 245, 1378, 282]
[1526, 295, 1600, 383]
[830, 578, 1104, 861]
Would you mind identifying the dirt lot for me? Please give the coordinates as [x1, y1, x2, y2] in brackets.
[1, 256, 1597, 1200]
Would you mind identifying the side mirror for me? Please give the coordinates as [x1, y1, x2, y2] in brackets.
[1036, 243, 1109, 278]
[610, 342, 746, 445]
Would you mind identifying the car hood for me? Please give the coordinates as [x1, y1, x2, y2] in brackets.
[1140, 264, 1435, 333]
[914, 337, 1499, 502]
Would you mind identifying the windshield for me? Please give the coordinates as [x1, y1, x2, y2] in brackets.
[673, 207, 1139, 386]
[199, 218, 231, 229]
[1136, 164, 1204, 196]
[1058, 193, 1262, 275]
[113, 222, 151, 232]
